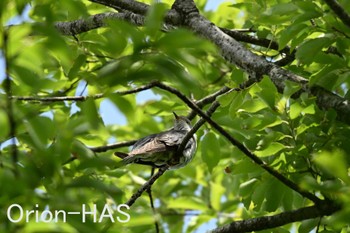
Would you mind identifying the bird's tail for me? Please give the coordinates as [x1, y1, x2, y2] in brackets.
[114, 152, 135, 165]
[114, 152, 129, 159]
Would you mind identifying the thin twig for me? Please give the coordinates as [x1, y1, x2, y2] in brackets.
[153, 81, 322, 204]
[147, 167, 160, 233]
[178, 101, 220, 154]
[125, 165, 169, 207]
[11, 82, 159, 103]
[186, 86, 230, 120]
[11, 94, 104, 102]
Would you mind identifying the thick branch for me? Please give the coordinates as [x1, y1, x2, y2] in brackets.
[89, 0, 149, 15]
[219, 27, 296, 66]
[88, 0, 181, 24]
[171, 0, 350, 125]
[55, 12, 145, 36]
[153, 81, 322, 204]
[323, 0, 350, 28]
[209, 201, 340, 233]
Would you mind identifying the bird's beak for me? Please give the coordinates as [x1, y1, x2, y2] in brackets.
[173, 112, 179, 119]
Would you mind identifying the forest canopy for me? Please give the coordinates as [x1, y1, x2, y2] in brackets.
[1, 0, 350, 232]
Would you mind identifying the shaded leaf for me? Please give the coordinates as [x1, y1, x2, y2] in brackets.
[201, 132, 221, 173]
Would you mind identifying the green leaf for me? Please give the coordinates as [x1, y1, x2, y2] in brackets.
[67, 176, 123, 195]
[279, 23, 308, 50]
[267, 3, 298, 15]
[201, 132, 221, 173]
[210, 175, 225, 210]
[230, 68, 246, 87]
[238, 98, 267, 113]
[68, 54, 86, 79]
[0, 110, 10, 140]
[255, 76, 277, 109]
[265, 178, 285, 212]
[167, 197, 207, 211]
[81, 98, 100, 130]
[258, 3, 298, 24]
[314, 150, 350, 184]
[283, 80, 301, 97]
[229, 91, 245, 117]
[298, 219, 319, 233]
[252, 180, 267, 210]
[108, 94, 136, 122]
[232, 159, 261, 175]
[25, 116, 55, 149]
[255, 142, 285, 157]
[124, 215, 154, 227]
[11, 64, 42, 90]
[145, 3, 168, 36]
[239, 178, 258, 197]
[289, 102, 303, 119]
[296, 37, 334, 64]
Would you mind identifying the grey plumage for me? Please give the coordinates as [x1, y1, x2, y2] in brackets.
[115, 112, 197, 169]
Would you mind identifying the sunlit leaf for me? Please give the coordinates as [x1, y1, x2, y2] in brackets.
[255, 142, 285, 157]
[314, 150, 350, 184]
[167, 196, 207, 211]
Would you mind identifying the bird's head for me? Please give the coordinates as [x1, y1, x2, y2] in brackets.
[173, 112, 192, 131]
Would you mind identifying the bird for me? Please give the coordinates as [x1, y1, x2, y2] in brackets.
[114, 112, 197, 169]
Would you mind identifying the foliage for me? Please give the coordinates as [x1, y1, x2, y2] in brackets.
[1, 0, 350, 232]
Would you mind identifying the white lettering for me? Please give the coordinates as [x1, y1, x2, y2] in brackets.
[81, 204, 97, 222]
[99, 205, 115, 223]
[117, 204, 130, 223]
[26, 209, 35, 222]
[55, 210, 66, 222]
[7, 204, 23, 223]
[41, 209, 53, 222]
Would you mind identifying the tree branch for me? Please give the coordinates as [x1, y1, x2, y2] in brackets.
[209, 201, 340, 233]
[88, 0, 181, 25]
[219, 27, 296, 66]
[55, 12, 145, 36]
[171, 0, 350, 126]
[125, 165, 168, 207]
[153, 81, 322, 204]
[89, 0, 149, 15]
[147, 167, 160, 233]
[178, 101, 220, 154]
[323, 0, 350, 28]
[11, 82, 158, 103]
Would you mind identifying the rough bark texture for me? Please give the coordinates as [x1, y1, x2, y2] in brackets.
[210, 201, 340, 233]
[55, 12, 145, 35]
[323, 0, 350, 28]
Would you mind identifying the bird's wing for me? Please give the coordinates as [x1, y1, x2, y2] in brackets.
[157, 130, 187, 146]
[129, 130, 187, 156]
